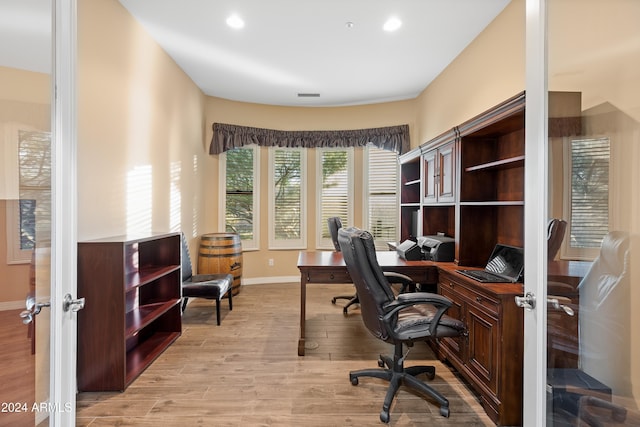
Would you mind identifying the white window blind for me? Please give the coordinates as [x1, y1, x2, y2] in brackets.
[269, 148, 306, 248]
[568, 137, 610, 250]
[365, 145, 399, 249]
[223, 146, 258, 249]
[317, 149, 352, 248]
[19, 129, 52, 249]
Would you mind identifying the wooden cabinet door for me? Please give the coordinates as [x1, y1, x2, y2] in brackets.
[466, 303, 500, 395]
[437, 142, 456, 203]
[439, 285, 465, 362]
[423, 142, 456, 204]
[423, 150, 437, 203]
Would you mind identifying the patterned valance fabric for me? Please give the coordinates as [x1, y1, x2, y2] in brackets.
[209, 123, 410, 155]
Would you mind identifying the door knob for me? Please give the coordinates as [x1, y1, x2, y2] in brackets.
[63, 294, 85, 313]
[547, 296, 574, 316]
[515, 291, 536, 311]
[20, 295, 51, 324]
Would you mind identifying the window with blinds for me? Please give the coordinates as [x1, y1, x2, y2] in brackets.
[365, 144, 399, 249]
[317, 148, 352, 249]
[5, 128, 52, 264]
[223, 146, 258, 249]
[19, 129, 52, 249]
[269, 148, 306, 248]
[564, 137, 610, 258]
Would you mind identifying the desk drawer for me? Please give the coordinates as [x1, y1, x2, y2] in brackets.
[305, 269, 352, 283]
[439, 274, 500, 317]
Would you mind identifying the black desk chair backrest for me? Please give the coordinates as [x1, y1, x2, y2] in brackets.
[328, 216, 343, 252]
[338, 227, 395, 339]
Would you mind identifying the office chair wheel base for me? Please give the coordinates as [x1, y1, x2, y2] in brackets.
[377, 358, 385, 368]
[380, 410, 390, 423]
[439, 406, 450, 418]
[350, 375, 359, 386]
[331, 297, 337, 304]
[343, 307, 349, 315]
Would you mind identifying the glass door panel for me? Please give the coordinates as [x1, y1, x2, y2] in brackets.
[0, 1, 53, 425]
[546, 0, 640, 425]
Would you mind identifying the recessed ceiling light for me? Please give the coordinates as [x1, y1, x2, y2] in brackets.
[345, 21, 355, 29]
[226, 14, 245, 29]
[383, 16, 402, 32]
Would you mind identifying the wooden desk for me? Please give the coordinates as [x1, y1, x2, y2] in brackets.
[296, 251, 438, 356]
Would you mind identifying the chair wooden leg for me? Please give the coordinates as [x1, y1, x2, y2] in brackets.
[215, 298, 221, 325]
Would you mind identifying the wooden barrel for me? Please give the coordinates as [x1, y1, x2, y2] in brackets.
[198, 233, 243, 295]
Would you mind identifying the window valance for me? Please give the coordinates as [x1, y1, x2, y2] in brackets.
[209, 123, 410, 155]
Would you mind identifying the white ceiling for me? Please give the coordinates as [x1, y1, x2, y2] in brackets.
[118, 0, 511, 106]
[0, 0, 511, 107]
[0, 0, 51, 73]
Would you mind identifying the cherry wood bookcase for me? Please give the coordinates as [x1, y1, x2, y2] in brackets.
[399, 92, 526, 267]
[77, 232, 182, 392]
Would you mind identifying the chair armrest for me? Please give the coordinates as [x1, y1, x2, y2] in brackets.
[383, 271, 415, 293]
[382, 292, 454, 335]
[394, 292, 452, 307]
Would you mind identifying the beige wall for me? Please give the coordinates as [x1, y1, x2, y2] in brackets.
[77, 0, 206, 256]
[0, 66, 50, 304]
[413, 0, 525, 147]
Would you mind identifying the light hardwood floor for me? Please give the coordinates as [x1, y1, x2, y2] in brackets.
[77, 283, 495, 426]
[0, 309, 36, 427]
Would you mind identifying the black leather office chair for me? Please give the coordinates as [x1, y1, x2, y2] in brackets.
[329, 217, 414, 314]
[181, 233, 233, 325]
[548, 218, 567, 261]
[338, 226, 466, 423]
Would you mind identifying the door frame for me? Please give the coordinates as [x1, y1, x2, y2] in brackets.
[50, 0, 78, 424]
[523, 0, 548, 425]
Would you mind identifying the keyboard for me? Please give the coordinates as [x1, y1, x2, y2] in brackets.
[456, 269, 513, 283]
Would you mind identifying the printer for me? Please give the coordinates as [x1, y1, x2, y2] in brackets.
[417, 235, 455, 262]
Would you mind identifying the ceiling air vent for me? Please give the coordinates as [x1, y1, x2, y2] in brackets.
[297, 93, 320, 98]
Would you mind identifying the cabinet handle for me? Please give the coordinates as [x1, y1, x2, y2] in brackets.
[330, 273, 334, 280]
[449, 282, 454, 288]
[476, 296, 482, 303]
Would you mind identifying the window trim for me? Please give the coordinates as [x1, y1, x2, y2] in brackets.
[268, 147, 307, 250]
[219, 145, 260, 251]
[315, 147, 354, 250]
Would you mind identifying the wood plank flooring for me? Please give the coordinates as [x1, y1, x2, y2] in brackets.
[0, 309, 36, 427]
[77, 283, 494, 426]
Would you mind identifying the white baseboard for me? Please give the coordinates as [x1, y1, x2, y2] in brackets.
[241, 276, 299, 285]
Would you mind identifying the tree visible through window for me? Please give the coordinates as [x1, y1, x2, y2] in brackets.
[269, 148, 306, 248]
[318, 149, 351, 244]
[224, 147, 255, 241]
[568, 137, 610, 250]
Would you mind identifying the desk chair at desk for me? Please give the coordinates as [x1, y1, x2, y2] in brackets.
[338, 226, 465, 423]
[329, 217, 416, 315]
